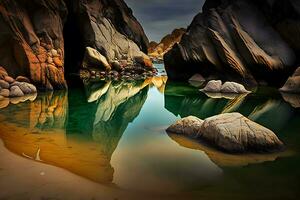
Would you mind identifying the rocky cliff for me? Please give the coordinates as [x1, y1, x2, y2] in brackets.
[148, 28, 186, 61]
[164, 0, 300, 87]
[0, 0, 150, 90]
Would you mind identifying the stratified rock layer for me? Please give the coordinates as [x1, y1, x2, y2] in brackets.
[164, 0, 300, 87]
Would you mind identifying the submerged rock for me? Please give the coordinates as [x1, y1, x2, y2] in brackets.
[167, 113, 284, 153]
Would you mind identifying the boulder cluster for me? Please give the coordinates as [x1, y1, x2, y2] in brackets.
[167, 113, 284, 153]
[201, 80, 250, 94]
[80, 47, 157, 82]
[0, 67, 37, 108]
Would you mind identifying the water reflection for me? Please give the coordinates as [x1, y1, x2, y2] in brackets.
[165, 82, 297, 134]
[0, 78, 299, 196]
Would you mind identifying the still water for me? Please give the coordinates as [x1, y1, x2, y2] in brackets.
[0, 65, 299, 199]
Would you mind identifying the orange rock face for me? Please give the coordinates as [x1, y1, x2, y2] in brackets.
[0, 0, 67, 90]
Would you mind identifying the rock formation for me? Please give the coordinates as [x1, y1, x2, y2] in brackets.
[68, 0, 152, 69]
[0, 0, 151, 90]
[167, 113, 285, 153]
[201, 80, 250, 94]
[0, 0, 68, 90]
[148, 28, 186, 61]
[0, 67, 37, 108]
[164, 0, 300, 87]
[280, 67, 300, 93]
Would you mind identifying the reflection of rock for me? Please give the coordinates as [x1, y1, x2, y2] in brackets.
[167, 113, 284, 153]
[281, 93, 300, 108]
[203, 92, 245, 100]
[30, 91, 68, 130]
[70, 80, 150, 160]
[150, 76, 168, 93]
[188, 74, 206, 88]
[165, 83, 296, 134]
[168, 134, 290, 167]
[0, 90, 115, 184]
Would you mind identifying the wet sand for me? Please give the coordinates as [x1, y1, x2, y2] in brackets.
[0, 138, 161, 200]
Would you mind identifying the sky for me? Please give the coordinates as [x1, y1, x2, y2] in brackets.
[124, 0, 205, 42]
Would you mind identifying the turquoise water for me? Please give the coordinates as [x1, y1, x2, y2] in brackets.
[0, 71, 300, 199]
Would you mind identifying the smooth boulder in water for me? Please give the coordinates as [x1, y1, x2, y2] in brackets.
[221, 82, 250, 94]
[167, 116, 204, 138]
[167, 113, 284, 153]
[201, 80, 223, 93]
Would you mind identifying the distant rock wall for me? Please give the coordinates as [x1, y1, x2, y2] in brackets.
[164, 0, 300, 87]
[148, 28, 186, 60]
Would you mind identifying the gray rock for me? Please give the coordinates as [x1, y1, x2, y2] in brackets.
[199, 113, 284, 153]
[220, 82, 250, 94]
[83, 47, 111, 71]
[0, 80, 9, 89]
[167, 113, 284, 153]
[280, 67, 300, 93]
[10, 86, 24, 97]
[11, 82, 37, 94]
[166, 116, 204, 138]
[201, 80, 222, 93]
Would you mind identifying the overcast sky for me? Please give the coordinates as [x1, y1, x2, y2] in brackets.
[125, 0, 205, 42]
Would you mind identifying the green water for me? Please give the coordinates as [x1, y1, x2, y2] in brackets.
[0, 73, 300, 199]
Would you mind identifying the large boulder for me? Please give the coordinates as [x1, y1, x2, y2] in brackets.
[83, 47, 111, 71]
[9, 86, 24, 97]
[167, 113, 284, 153]
[167, 116, 204, 138]
[220, 82, 250, 94]
[164, 0, 300, 87]
[201, 80, 250, 94]
[201, 80, 223, 93]
[280, 67, 300, 93]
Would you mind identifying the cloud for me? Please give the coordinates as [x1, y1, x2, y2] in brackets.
[124, 0, 205, 42]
